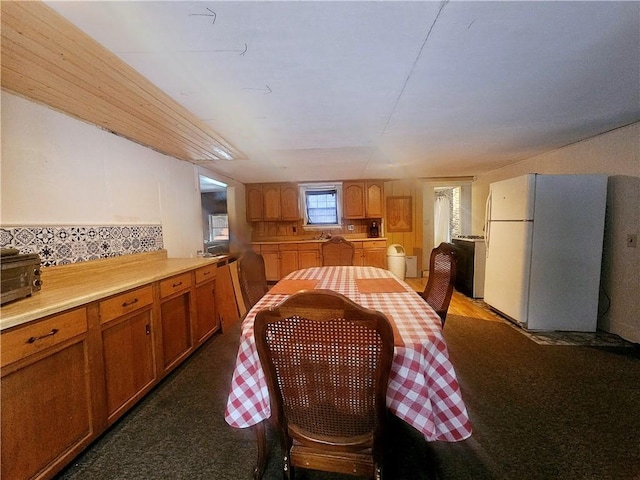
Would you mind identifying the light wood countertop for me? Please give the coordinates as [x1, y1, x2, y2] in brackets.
[0, 251, 231, 331]
[251, 238, 387, 245]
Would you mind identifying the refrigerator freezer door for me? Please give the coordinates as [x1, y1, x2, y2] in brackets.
[489, 174, 536, 221]
[484, 221, 533, 325]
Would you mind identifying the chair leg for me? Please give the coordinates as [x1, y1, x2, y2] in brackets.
[283, 452, 292, 480]
[253, 422, 267, 480]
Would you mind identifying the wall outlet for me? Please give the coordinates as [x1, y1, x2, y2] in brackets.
[348, 224, 354, 231]
[627, 234, 637, 248]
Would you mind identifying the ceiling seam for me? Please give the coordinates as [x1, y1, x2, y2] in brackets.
[360, 0, 449, 179]
[380, 0, 449, 138]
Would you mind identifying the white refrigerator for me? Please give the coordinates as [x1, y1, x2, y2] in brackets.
[483, 174, 607, 332]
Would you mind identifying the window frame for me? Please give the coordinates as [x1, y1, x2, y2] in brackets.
[299, 183, 343, 230]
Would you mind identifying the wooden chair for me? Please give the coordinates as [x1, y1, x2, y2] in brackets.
[237, 249, 269, 310]
[421, 242, 457, 326]
[254, 290, 394, 480]
[321, 236, 355, 266]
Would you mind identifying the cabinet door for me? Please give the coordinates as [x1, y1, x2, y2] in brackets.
[298, 245, 321, 269]
[279, 248, 299, 278]
[343, 182, 365, 219]
[160, 292, 192, 372]
[263, 184, 281, 221]
[353, 245, 364, 266]
[363, 248, 387, 269]
[195, 280, 218, 344]
[366, 182, 384, 218]
[280, 184, 300, 220]
[361, 240, 388, 268]
[215, 262, 241, 333]
[260, 245, 280, 282]
[102, 309, 156, 422]
[1, 310, 92, 480]
[246, 184, 263, 221]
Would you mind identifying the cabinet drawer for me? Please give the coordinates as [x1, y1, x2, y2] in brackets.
[160, 273, 192, 298]
[278, 243, 298, 252]
[361, 240, 387, 249]
[1, 308, 88, 368]
[298, 243, 320, 251]
[195, 265, 217, 284]
[99, 286, 154, 325]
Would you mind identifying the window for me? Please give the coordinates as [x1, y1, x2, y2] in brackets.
[208, 214, 229, 241]
[299, 184, 342, 228]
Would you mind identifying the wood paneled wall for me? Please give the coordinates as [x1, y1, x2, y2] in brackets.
[383, 180, 424, 273]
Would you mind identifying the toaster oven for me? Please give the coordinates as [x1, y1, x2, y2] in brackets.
[1, 251, 43, 305]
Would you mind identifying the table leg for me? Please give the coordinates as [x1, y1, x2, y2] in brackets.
[253, 421, 267, 480]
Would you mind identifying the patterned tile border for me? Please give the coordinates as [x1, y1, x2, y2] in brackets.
[0, 225, 163, 267]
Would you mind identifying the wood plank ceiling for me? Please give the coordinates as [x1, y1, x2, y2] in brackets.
[1, 0, 243, 164]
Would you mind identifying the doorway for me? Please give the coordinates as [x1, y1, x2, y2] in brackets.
[434, 187, 461, 245]
[422, 181, 471, 274]
[199, 175, 229, 255]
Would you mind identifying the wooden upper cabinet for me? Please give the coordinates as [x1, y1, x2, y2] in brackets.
[343, 182, 366, 218]
[280, 184, 300, 221]
[343, 181, 384, 219]
[365, 182, 384, 217]
[263, 184, 281, 221]
[246, 184, 264, 222]
[247, 183, 300, 221]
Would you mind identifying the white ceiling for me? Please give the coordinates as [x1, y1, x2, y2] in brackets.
[45, 1, 639, 184]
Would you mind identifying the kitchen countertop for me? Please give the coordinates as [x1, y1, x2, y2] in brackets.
[0, 250, 231, 331]
[251, 237, 387, 245]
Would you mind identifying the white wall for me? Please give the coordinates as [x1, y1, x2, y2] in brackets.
[472, 123, 640, 342]
[1, 92, 206, 258]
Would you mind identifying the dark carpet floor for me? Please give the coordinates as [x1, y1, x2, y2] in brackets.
[55, 315, 640, 480]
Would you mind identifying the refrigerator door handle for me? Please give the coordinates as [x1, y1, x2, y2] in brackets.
[485, 191, 492, 252]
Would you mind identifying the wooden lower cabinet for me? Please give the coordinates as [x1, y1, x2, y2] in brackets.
[298, 243, 321, 269]
[1, 308, 93, 480]
[259, 244, 280, 282]
[355, 240, 387, 269]
[194, 282, 218, 344]
[279, 244, 298, 278]
[160, 293, 192, 372]
[0, 259, 230, 480]
[101, 309, 156, 423]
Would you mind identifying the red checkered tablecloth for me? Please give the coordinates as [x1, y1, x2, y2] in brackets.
[224, 266, 472, 442]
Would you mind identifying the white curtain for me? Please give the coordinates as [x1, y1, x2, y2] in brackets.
[434, 195, 451, 245]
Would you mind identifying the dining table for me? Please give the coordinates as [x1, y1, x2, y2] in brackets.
[224, 266, 472, 476]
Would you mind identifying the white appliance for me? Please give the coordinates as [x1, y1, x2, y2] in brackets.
[484, 174, 607, 331]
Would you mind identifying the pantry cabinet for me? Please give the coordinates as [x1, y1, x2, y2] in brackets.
[1, 308, 93, 480]
[343, 181, 384, 219]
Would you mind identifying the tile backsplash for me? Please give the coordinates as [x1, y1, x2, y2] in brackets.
[0, 225, 163, 267]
